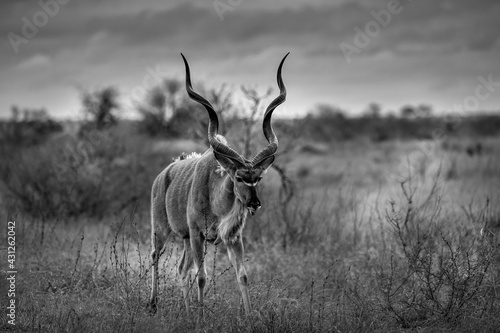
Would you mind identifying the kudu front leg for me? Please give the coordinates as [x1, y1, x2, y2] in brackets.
[149, 231, 165, 314]
[227, 238, 251, 315]
[179, 239, 194, 315]
[190, 231, 207, 321]
[149, 247, 160, 314]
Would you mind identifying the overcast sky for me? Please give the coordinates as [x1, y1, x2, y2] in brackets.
[1, 0, 500, 119]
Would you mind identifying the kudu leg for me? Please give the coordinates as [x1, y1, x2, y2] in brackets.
[179, 238, 194, 315]
[190, 232, 207, 321]
[227, 238, 252, 315]
[149, 231, 165, 313]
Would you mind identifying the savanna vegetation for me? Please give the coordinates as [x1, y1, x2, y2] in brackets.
[1, 80, 499, 332]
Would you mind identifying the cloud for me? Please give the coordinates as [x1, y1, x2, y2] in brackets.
[16, 53, 51, 70]
[3, 1, 500, 60]
[334, 0, 500, 58]
[1, 0, 500, 118]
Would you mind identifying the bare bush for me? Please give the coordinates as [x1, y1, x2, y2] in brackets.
[377, 181, 499, 328]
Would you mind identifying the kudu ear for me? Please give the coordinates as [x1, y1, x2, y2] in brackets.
[213, 151, 246, 175]
[253, 155, 275, 172]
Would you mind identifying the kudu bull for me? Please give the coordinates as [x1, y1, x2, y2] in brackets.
[149, 53, 289, 318]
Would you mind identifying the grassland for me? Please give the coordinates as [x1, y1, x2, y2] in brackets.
[1, 122, 499, 332]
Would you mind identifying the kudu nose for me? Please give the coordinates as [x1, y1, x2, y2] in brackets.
[248, 198, 261, 210]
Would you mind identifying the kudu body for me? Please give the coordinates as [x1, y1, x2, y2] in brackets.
[149, 53, 288, 318]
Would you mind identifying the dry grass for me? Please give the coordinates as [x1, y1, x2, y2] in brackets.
[1, 134, 500, 332]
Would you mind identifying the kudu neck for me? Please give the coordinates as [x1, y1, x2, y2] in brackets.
[210, 172, 237, 216]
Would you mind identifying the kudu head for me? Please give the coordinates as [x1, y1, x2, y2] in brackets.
[181, 53, 288, 215]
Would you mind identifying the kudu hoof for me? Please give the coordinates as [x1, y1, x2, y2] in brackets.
[147, 302, 157, 316]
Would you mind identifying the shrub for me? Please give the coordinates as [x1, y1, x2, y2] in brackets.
[377, 181, 499, 329]
[0, 107, 62, 147]
[0, 127, 170, 218]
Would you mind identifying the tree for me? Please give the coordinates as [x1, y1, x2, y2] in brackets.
[81, 87, 120, 130]
[138, 78, 234, 139]
[400, 104, 433, 118]
[364, 102, 381, 118]
[184, 83, 235, 142]
[138, 85, 170, 137]
[416, 104, 433, 117]
[238, 86, 273, 158]
[400, 105, 416, 118]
